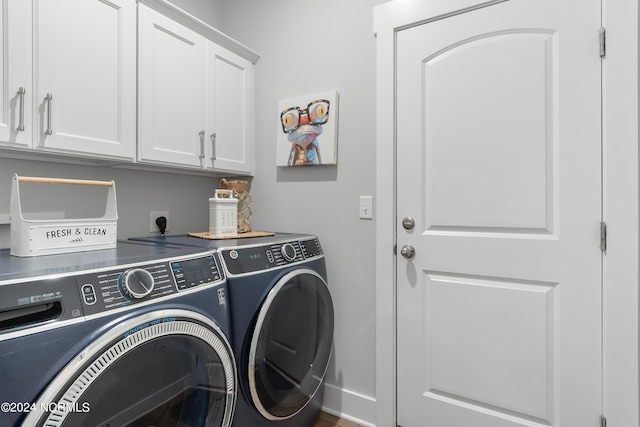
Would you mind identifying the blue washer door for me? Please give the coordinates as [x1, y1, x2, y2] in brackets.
[21, 309, 236, 427]
[248, 269, 334, 420]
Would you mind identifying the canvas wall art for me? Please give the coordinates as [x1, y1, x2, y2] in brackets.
[276, 90, 339, 166]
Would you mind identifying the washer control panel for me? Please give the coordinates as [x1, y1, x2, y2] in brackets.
[78, 253, 223, 316]
[221, 237, 323, 275]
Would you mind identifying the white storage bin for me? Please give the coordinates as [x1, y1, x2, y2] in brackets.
[10, 174, 118, 257]
[209, 189, 238, 238]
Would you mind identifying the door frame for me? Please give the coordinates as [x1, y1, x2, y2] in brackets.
[373, 1, 639, 426]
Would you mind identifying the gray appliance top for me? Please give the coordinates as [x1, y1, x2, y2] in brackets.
[128, 233, 323, 276]
[128, 232, 314, 249]
[0, 241, 210, 284]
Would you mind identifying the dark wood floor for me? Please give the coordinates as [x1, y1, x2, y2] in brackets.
[313, 412, 363, 427]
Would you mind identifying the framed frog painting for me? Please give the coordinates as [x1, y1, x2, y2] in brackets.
[276, 90, 339, 166]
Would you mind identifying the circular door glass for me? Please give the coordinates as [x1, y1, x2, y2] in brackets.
[24, 310, 236, 427]
[249, 269, 334, 420]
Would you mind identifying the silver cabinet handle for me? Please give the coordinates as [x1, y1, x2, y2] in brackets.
[400, 244, 415, 259]
[199, 130, 205, 159]
[210, 133, 217, 161]
[17, 87, 26, 132]
[44, 93, 53, 135]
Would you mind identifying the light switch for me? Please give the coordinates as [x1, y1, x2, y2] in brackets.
[359, 196, 374, 220]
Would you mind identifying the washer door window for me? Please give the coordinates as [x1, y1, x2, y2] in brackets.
[23, 310, 236, 427]
[249, 269, 334, 420]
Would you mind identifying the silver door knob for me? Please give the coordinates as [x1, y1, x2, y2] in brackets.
[400, 244, 415, 259]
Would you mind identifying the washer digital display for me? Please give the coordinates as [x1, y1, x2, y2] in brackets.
[171, 255, 222, 290]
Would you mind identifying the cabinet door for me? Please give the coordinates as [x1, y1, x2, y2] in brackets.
[34, 0, 136, 160]
[0, 0, 32, 149]
[206, 43, 253, 174]
[138, 4, 205, 168]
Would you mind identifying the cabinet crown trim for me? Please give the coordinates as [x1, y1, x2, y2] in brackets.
[137, 0, 260, 64]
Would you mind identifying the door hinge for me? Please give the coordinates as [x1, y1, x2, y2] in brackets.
[600, 222, 607, 251]
[601, 415, 607, 427]
[600, 28, 606, 57]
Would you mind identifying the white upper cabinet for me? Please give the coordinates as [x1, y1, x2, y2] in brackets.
[34, 0, 137, 160]
[138, 4, 206, 168]
[0, 0, 257, 173]
[138, 1, 257, 174]
[205, 43, 254, 174]
[0, 0, 32, 149]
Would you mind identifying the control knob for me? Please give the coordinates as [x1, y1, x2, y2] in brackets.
[281, 243, 297, 262]
[121, 268, 154, 299]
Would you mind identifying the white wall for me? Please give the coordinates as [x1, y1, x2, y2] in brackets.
[217, 1, 384, 425]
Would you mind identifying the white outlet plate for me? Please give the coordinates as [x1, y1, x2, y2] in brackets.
[359, 196, 374, 220]
[150, 211, 170, 233]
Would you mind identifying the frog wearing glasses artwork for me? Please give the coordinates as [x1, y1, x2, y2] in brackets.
[280, 99, 330, 166]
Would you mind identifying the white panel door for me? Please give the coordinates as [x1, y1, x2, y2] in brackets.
[35, 0, 136, 159]
[396, 0, 602, 426]
[138, 4, 205, 168]
[205, 42, 253, 174]
[0, 0, 32, 149]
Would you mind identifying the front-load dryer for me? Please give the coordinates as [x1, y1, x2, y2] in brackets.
[0, 241, 236, 427]
[128, 234, 334, 427]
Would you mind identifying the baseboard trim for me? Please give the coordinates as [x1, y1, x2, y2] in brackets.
[322, 383, 376, 427]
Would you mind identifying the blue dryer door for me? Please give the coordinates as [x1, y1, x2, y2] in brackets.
[21, 309, 236, 427]
[248, 269, 334, 420]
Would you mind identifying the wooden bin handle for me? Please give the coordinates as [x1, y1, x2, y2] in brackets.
[16, 176, 113, 187]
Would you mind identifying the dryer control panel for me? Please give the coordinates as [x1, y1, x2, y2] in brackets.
[78, 253, 224, 316]
[221, 237, 324, 275]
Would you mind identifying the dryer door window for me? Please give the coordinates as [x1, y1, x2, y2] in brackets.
[23, 310, 236, 427]
[249, 269, 334, 420]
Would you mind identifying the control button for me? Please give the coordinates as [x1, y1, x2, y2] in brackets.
[281, 243, 297, 262]
[82, 284, 97, 305]
[266, 250, 274, 263]
[229, 250, 239, 260]
[121, 268, 155, 299]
